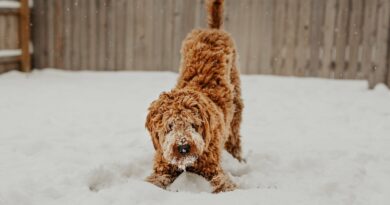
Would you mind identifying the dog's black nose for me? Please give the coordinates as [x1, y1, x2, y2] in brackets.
[178, 144, 190, 155]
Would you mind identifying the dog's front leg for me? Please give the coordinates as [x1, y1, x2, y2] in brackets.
[195, 165, 237, 193]
[209, 171, 237, 193]
[146, 172, 177, 189]
[146, 161, 182, 190]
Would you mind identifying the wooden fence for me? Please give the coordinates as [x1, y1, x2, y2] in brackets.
[30, 0, 390, 88]
[0, 0, 31, 73]
[0, 1, 20, 73]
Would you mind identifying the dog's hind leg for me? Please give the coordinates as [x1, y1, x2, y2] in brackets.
[224, 65, 244, 162]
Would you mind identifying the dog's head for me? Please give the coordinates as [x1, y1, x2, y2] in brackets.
[146, 89, 218, 170]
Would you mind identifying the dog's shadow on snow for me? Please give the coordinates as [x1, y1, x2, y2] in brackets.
[86, 150, 278, 193]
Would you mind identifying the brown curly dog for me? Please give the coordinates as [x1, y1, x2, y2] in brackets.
[145, 0, 244, 193]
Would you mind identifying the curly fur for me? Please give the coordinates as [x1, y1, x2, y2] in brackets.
[145, 0, 244, 193]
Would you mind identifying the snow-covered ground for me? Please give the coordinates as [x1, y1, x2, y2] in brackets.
[0, 69, 389, 205]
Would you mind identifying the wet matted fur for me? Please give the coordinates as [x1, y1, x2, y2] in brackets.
[145, 0, 244, 193]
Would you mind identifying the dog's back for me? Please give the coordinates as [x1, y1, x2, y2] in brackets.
[176, 0, 238, 113]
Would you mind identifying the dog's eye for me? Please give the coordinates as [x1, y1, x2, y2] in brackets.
[191, 123, 197, 130]
[167, 123, 173, 132]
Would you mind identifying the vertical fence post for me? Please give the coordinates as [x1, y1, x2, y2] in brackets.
[19, 0, 31, 72]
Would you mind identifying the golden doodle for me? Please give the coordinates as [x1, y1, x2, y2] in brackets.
[145, 0, 244, 193]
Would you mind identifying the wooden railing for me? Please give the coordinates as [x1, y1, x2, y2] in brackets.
[0, 0, 31, 73]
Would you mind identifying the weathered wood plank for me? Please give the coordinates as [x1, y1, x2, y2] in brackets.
[361, 0, 378, 80]
[258, 0, 274, 74]
[240, 0, 254, 74]
[54, 0, 64, 69]
[172, 0, 183, 71]
[309, 0, 325, 77]
[284, 0, 299, 76]
[63, 0, 72, 70]
[345, 0, 363, 79]
[225, 0, 252, 74]
[0, 61, 19, 73]
[295, 0, 311, 76]
[125, 0, 135, 70]
[10, 15, 20, 49]
[194, 0, 207, 29]
[162, 0, 175, 71]
[39, 0, 47, 68]
[224, 0, 242, 72]
[40, 0, 48, 68]
[79, 0, 88, 70]
[0, 15, 4, 49]
[134, 0, 146, 71]
[334, 0, 349, 79]
[46, 0, 54, 68]
[97, 0, 108, 70]
[247, 0, 261, 74]
[272, 0, 287, 75]
[0, 56, 20, 63]
[71, 0, 81, 70]
[0, 8, 19, 15]
[144, 0, 154, 70]
[321, 0, 337, 78]
[106, 0, 115, 70]
[180, 0, 196, 44]
[115, 0, 126, 70]
[259, 0, 274, 74]
[88, 0, 97, 69]
[152, 0, 164, 70]
[31, 0, 41, 68]
[369, 0, 390, 89]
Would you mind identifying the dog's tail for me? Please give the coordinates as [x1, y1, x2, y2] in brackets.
[207, 0, 224, 29]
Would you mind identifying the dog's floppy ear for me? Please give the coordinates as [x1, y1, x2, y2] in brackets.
[145, 92, 171, 150]
[145, 100, 162, 151]
[145, 97, 164, 150]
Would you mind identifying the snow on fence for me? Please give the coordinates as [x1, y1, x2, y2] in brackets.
[0, 0, 31, 73]
[27, 0, 390, 89]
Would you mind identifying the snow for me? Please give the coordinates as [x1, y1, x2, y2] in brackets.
[0, 0, 20, 8]
[0, 69, 389, 205]
[0, 49, 21, 58]
[0, 0, 33, 8]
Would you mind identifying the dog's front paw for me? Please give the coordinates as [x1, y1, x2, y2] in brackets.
[145, 173, 173, 189]
[212, 181, 237, 193]
[210, 173, 237, 193]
